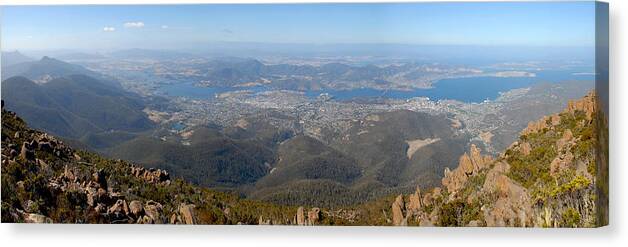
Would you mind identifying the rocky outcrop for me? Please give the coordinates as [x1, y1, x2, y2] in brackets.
[129, 200, 144, 217]
[407, 187, 422, 214]
[23, 212, 53, 224]
[293, 206, 322, 226]
[0, 111, 186, 224]
[567, 91, 596, 120]
[442, 144, 493, 195]
[178, 203, 196, 224]
[391, 195, 406, 226]
[19, 141, 35, 161]
[296, 206, 305, 225]
[521, 91, 597, 136]
[130, 166, 171, 185]
[481, 162, 533, 227]
[389, 187, 440, 226]
[142, 200, 165, 224]
[307, 207, 321, 225]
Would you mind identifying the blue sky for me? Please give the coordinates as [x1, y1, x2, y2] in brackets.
[1, 2, 596, 51]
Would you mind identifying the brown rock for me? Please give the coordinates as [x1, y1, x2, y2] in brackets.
[258, 215, 271, 225]
[482, 162, 532, 227]
[520, 142, 531, 156]
[296, 206, 305, 225]
[178, 203, 196, 225]
[442, 145, 493, 195]
[86, 187, 97, 206]
[406, 187, 422, 214]
[63, 165, 76, 181]
[567, 91, 596, 120]
[24, 213, 53, 223]
[129, 200, 144, 217]
[307, 207, 321, 225]
[170, 213, 179, 224]
[143, 200, 164, 224]
[391, 194, 406, 226]
[550, 152, 574, 176]
[556, 129, 574, 150]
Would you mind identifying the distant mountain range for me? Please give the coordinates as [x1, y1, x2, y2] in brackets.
[1, 51, 34, 66]
[189, 57, 434, 91]
[1, 56, 121, 87]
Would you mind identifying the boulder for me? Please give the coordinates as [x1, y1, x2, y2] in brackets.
[296, 206, 305, 225]
[391, 194, 406, 226]
[143, 200, 164, 224]
[19, 142, 35, 161]
[24, 213, 53, 223]
[307, 207, 321, 225]
[129, 200, 144, 217]
[406, 187, 422, 214]
[550, 152, 575, 176]
[178, 203, 196, 225]
[482, 162, 532, 227]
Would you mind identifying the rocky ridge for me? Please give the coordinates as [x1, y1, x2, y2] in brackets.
[388, 91, 606, 227]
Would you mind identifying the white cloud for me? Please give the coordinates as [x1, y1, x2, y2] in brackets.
[124, 22, 145, 28]
[103, 27, 116, 32]
[161, 25, 169, 29]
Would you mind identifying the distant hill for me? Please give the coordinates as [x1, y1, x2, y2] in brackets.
[1, 75, 153, 139]
[107, 48, 200, 60]
[1, 51, 34, 67]
[105, 108, 469, 207]
[244, 110, 469, 207]
[106, 128, 276, 188]
[54, 52, 106, 61]
[1, 56, 120, 87]
[192, 58, 411, 90]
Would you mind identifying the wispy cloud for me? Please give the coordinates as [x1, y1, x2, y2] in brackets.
[103, 26, 116, 32]
[124, 22, 145, 28]
[161, 25, 169, 29]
